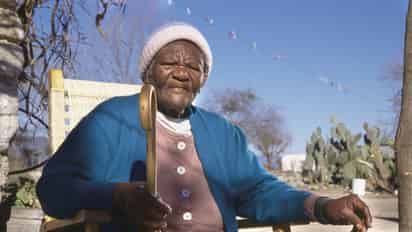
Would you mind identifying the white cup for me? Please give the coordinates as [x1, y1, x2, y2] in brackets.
[352, 178, 366, 196]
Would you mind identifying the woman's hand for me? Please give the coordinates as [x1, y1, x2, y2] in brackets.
[112, 182, 172, 231]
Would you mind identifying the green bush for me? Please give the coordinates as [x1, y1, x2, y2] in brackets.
[14, 177, 41, 208]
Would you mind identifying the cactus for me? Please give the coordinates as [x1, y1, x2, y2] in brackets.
[303, 127, 330, 184]
[304, 119, 396, 192]
[363, 122, 396, 191]
[327, 119, 367, 185]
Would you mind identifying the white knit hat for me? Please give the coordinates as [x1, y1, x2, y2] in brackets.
[139, 22, 213, 86]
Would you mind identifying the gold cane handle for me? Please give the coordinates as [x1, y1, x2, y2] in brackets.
[139, 84, 157, 195]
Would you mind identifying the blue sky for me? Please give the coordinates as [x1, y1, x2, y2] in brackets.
[74, 0, 408, 153]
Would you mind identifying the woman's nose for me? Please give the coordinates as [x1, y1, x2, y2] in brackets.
[172, 66, 190, 81]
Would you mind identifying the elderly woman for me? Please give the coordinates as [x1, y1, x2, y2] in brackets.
[36, 22, 372, 232]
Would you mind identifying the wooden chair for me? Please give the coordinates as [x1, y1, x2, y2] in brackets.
[41, 69, 297, 232]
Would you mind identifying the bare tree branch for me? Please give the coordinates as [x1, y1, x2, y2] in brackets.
[203, 88, 291, 170]
[9, 0, 127, 175]
[96, 0, 109, 37]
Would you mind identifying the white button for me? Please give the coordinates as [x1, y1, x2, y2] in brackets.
[177, 141, 186, 150]
[177, 166, 186, 175]
[182, 212, 192, 221]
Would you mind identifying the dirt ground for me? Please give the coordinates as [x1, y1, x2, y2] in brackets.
[240, 191, 398, 232]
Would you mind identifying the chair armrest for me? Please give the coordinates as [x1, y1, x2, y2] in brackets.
[237, 217, 309, 232]
[41, 210, 111, 232]
[237, 218, 279, 228]
[42, 211, 310, 232]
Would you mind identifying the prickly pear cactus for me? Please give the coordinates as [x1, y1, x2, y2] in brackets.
[303, 127, 330, 184]
[304, 118, 396, 192]
[328, 120, 364, 184]
[363, 122, 395, 191]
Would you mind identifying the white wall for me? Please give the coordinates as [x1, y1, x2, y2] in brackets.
[281, 153, 306, 172]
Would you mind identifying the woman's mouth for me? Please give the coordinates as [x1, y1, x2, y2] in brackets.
[169, 87, 189, 93]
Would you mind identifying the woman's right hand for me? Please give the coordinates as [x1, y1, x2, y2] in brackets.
[112, 182, 172, 231]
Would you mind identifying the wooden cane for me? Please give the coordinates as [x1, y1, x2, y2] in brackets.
[139, 84, 158, 196]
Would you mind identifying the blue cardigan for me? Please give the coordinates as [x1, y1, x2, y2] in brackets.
[36, 94, 311, 232]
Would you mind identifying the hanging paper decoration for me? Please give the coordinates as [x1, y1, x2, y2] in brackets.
[162, 3, 352, 96]
[319, 76, 330, 84]
[337, 82, 343, 92]
[319, 76, 348, 93]
[273, 54, 286, 60]
[319, 76, 334, 86]
[336, 82, 349, 93]
[251, 42, 257, 50]
[228, 30, 237, 40]
[205, 17, 214, 25]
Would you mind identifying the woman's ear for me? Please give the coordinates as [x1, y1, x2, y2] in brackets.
[143, 61, 156, 85]
[200, 73, 208, 88]
[144, 75, 155, 85]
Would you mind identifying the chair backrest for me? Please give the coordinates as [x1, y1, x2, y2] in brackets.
[48, 69, 141, 154]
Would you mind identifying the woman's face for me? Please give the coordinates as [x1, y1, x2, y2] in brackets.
[146, 40, 205, 118]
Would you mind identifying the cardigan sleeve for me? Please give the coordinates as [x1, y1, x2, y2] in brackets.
[36, 111, 116, 219]
[227, 125, 312, 224]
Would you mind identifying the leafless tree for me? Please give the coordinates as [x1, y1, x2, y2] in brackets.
[16, 0, 129, 134]
[0, 0, 130, 194]
[3, 0, 161, 178]
[205, 88, 257, 126]
[91, 9, 145, 84]
[383, 63, 403, 136]
[246, 106, 291, 170]
[0, 1, 24, 201]
[203, 88, 291, 170]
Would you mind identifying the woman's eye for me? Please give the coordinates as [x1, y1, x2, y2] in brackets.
[161, 64, 173, 69]
[188, 65, 200, 72]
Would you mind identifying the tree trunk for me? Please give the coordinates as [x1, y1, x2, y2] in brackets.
[0, 0, 24, 201]
[396, 0, 412, 231]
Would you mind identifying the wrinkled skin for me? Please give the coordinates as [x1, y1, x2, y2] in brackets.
[112, 182, 172, 231]
[144, 40, 206, 118]
[323, 194, 373, 232]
